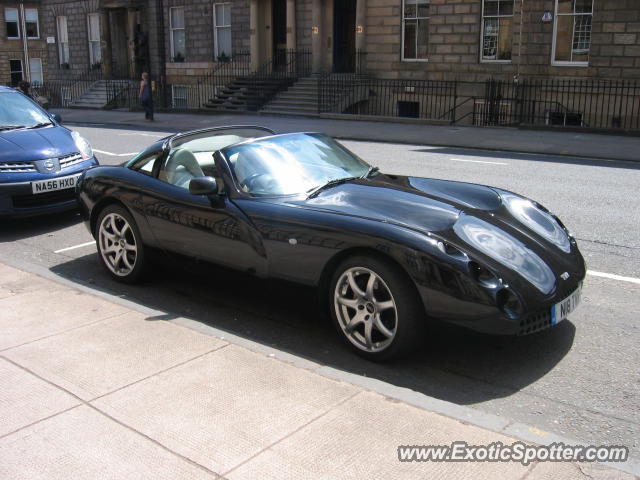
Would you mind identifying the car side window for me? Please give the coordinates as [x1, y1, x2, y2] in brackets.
[129, 151, 161, 177]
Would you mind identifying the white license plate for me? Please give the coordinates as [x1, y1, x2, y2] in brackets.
[31, 174, 82, 194]
[551, 284, 582, 325]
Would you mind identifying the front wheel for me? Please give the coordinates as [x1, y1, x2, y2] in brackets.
[329, 255, 424, 361]
[95, 205, 147, 283]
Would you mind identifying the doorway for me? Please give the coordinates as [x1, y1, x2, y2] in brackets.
[272, 0, 287, 68]
[333, 0, 356, 72]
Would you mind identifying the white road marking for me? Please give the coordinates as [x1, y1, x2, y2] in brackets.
[54, 241, 96, 254]
[587, 270, 640, 285]
[450, 158, 508, 165]
[93, 149, 139, 157]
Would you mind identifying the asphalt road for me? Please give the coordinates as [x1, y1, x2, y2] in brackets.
[1, 124, 638, 459]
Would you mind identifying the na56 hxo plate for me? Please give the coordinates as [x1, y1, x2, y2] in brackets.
[551, 283, 582, 326]
[31, 173, 82, 194]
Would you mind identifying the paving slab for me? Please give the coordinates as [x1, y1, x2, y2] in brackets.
[0, 263, 53, 300]
[92, 344, 360, 474]
[227, 389, 529, 480]
[0, 282, 128, 352]
[0, 405, 217, 480]
[527, 460, 633, 480]
[0, 358, 79, 437]
[4, 311, 227, 400]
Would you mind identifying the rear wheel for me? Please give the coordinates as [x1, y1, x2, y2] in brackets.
[95, 205, 146, 283]
[329, 255, 424, 361]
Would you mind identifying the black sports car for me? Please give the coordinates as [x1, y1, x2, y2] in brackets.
[77, 126, 585, 360]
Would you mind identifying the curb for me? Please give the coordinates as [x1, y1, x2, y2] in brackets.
[3, 255, 639, 477]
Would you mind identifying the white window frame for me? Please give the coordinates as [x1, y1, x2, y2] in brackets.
[29, 58, 43, 86]
[25, 8, 39, 39]
[170, 7, 186, 60]
[9, 59, 23, 86]
[551, 0, 592, 67]
[401, 0, 430, 62]
[480, 0, 514, 63]
[172, 85, 188, 108]
[213, 2, 232, 59]
[87, 13, 102, 65]
[57, 16, 70, 65]
[5, 8, 20, 39]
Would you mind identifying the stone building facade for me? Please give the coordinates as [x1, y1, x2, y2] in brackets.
[2, 1, 639, 87]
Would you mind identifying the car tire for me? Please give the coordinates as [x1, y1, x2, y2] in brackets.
[95, 204, 147, 284]
[329, 255, 424, 361]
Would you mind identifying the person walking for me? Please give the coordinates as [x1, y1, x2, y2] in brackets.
[139, 72, 154, 121]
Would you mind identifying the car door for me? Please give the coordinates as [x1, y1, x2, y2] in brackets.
[140, 139, 268, 277]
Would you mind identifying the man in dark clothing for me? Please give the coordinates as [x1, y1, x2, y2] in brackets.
[139, 72, 154, 121]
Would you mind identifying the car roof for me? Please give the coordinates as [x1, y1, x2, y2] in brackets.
[0, 86, 18, 93]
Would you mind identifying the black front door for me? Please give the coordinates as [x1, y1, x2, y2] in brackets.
[272, 0, 287, 68]
[333, 0, 356, 73]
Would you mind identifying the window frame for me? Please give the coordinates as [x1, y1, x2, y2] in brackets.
[9, 59, 23, 87]
[29, 58, 43, 86]
[401, 0, 430, 62]
[25, 8, 39, 39]
[480, 0, 514, 63]
[57, 16, 70, 65]
[87, 13, 102, 66]
[551, 0, 593, 67]
[5, 8, 20, 39]
[213, 2, 232, 59]
[169, 6, 186, 60]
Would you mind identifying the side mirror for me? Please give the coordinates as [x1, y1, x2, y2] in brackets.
[50, 113, 62, 123]
[189, 176, 218, 196]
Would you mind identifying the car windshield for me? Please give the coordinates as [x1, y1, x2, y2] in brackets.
[0, 91, 51, 129]
[223, 133, 371, 196]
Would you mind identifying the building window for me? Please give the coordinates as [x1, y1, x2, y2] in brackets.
[9, 60, 23, 86]
[481, 0, 513, 61]
[552, 0, 593, 65]
[172, 85, 187, 108]
[213, 3, 231, 59]
[402, 0, 429, 61]
[87, 13, 102, 66]
[25, 8, 39, 38]
[57, 16, 69, 65]
[170, 7, 186, 61]
[29, 58, 43, 86]
[5, 8, 20, 39]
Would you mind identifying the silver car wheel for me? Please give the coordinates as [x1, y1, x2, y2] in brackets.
[334, 266, 398, 353]
[98, 212, 138, 277]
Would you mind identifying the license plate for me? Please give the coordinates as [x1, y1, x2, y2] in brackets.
[31, 174, 82, 194]
[551, 284, 582, 325]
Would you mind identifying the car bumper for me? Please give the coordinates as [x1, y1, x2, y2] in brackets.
[0, 158, 98, 218]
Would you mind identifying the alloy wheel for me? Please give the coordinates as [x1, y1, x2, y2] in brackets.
[98, 212, 138, 277]
[334, 266, 398, 353]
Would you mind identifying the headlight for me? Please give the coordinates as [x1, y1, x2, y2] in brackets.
[501, 192, 570, 253]
[453, 214, 555, 294]
[71, 131, 94, 160]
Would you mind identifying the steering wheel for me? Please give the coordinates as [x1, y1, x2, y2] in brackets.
[240, 172, 269, 191]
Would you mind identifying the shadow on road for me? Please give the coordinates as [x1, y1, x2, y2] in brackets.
[50, 251, 575, 407]
[0, 210, 82, 243]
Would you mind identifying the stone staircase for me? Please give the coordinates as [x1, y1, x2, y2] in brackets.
[69, 80, 110, 109]
[204, 77, 293, 112]
[260, 75, 320, 116]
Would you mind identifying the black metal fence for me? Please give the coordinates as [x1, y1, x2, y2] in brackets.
[31, 67, 104, 108]
[318, 75, 640, 131]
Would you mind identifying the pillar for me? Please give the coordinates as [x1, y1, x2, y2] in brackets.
[286, 0, 296, 51]
[126, 8, 137, 78]
[355, 0, 366, 52]
[311, 0, 322, 72]
[250, 0, 259, 70]
[99, 9, 112, 78]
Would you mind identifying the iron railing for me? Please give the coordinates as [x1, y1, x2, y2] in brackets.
[318, 76, 640, 131]
[33, 66, 104, 108]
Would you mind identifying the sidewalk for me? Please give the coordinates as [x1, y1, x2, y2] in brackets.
[51, 108, 640, 163]
[0, 261, 636, 479]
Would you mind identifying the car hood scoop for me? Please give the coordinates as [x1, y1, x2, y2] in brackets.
[291, 175, 503, 234]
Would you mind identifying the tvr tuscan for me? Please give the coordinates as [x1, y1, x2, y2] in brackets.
[77, 126, 585, 360]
